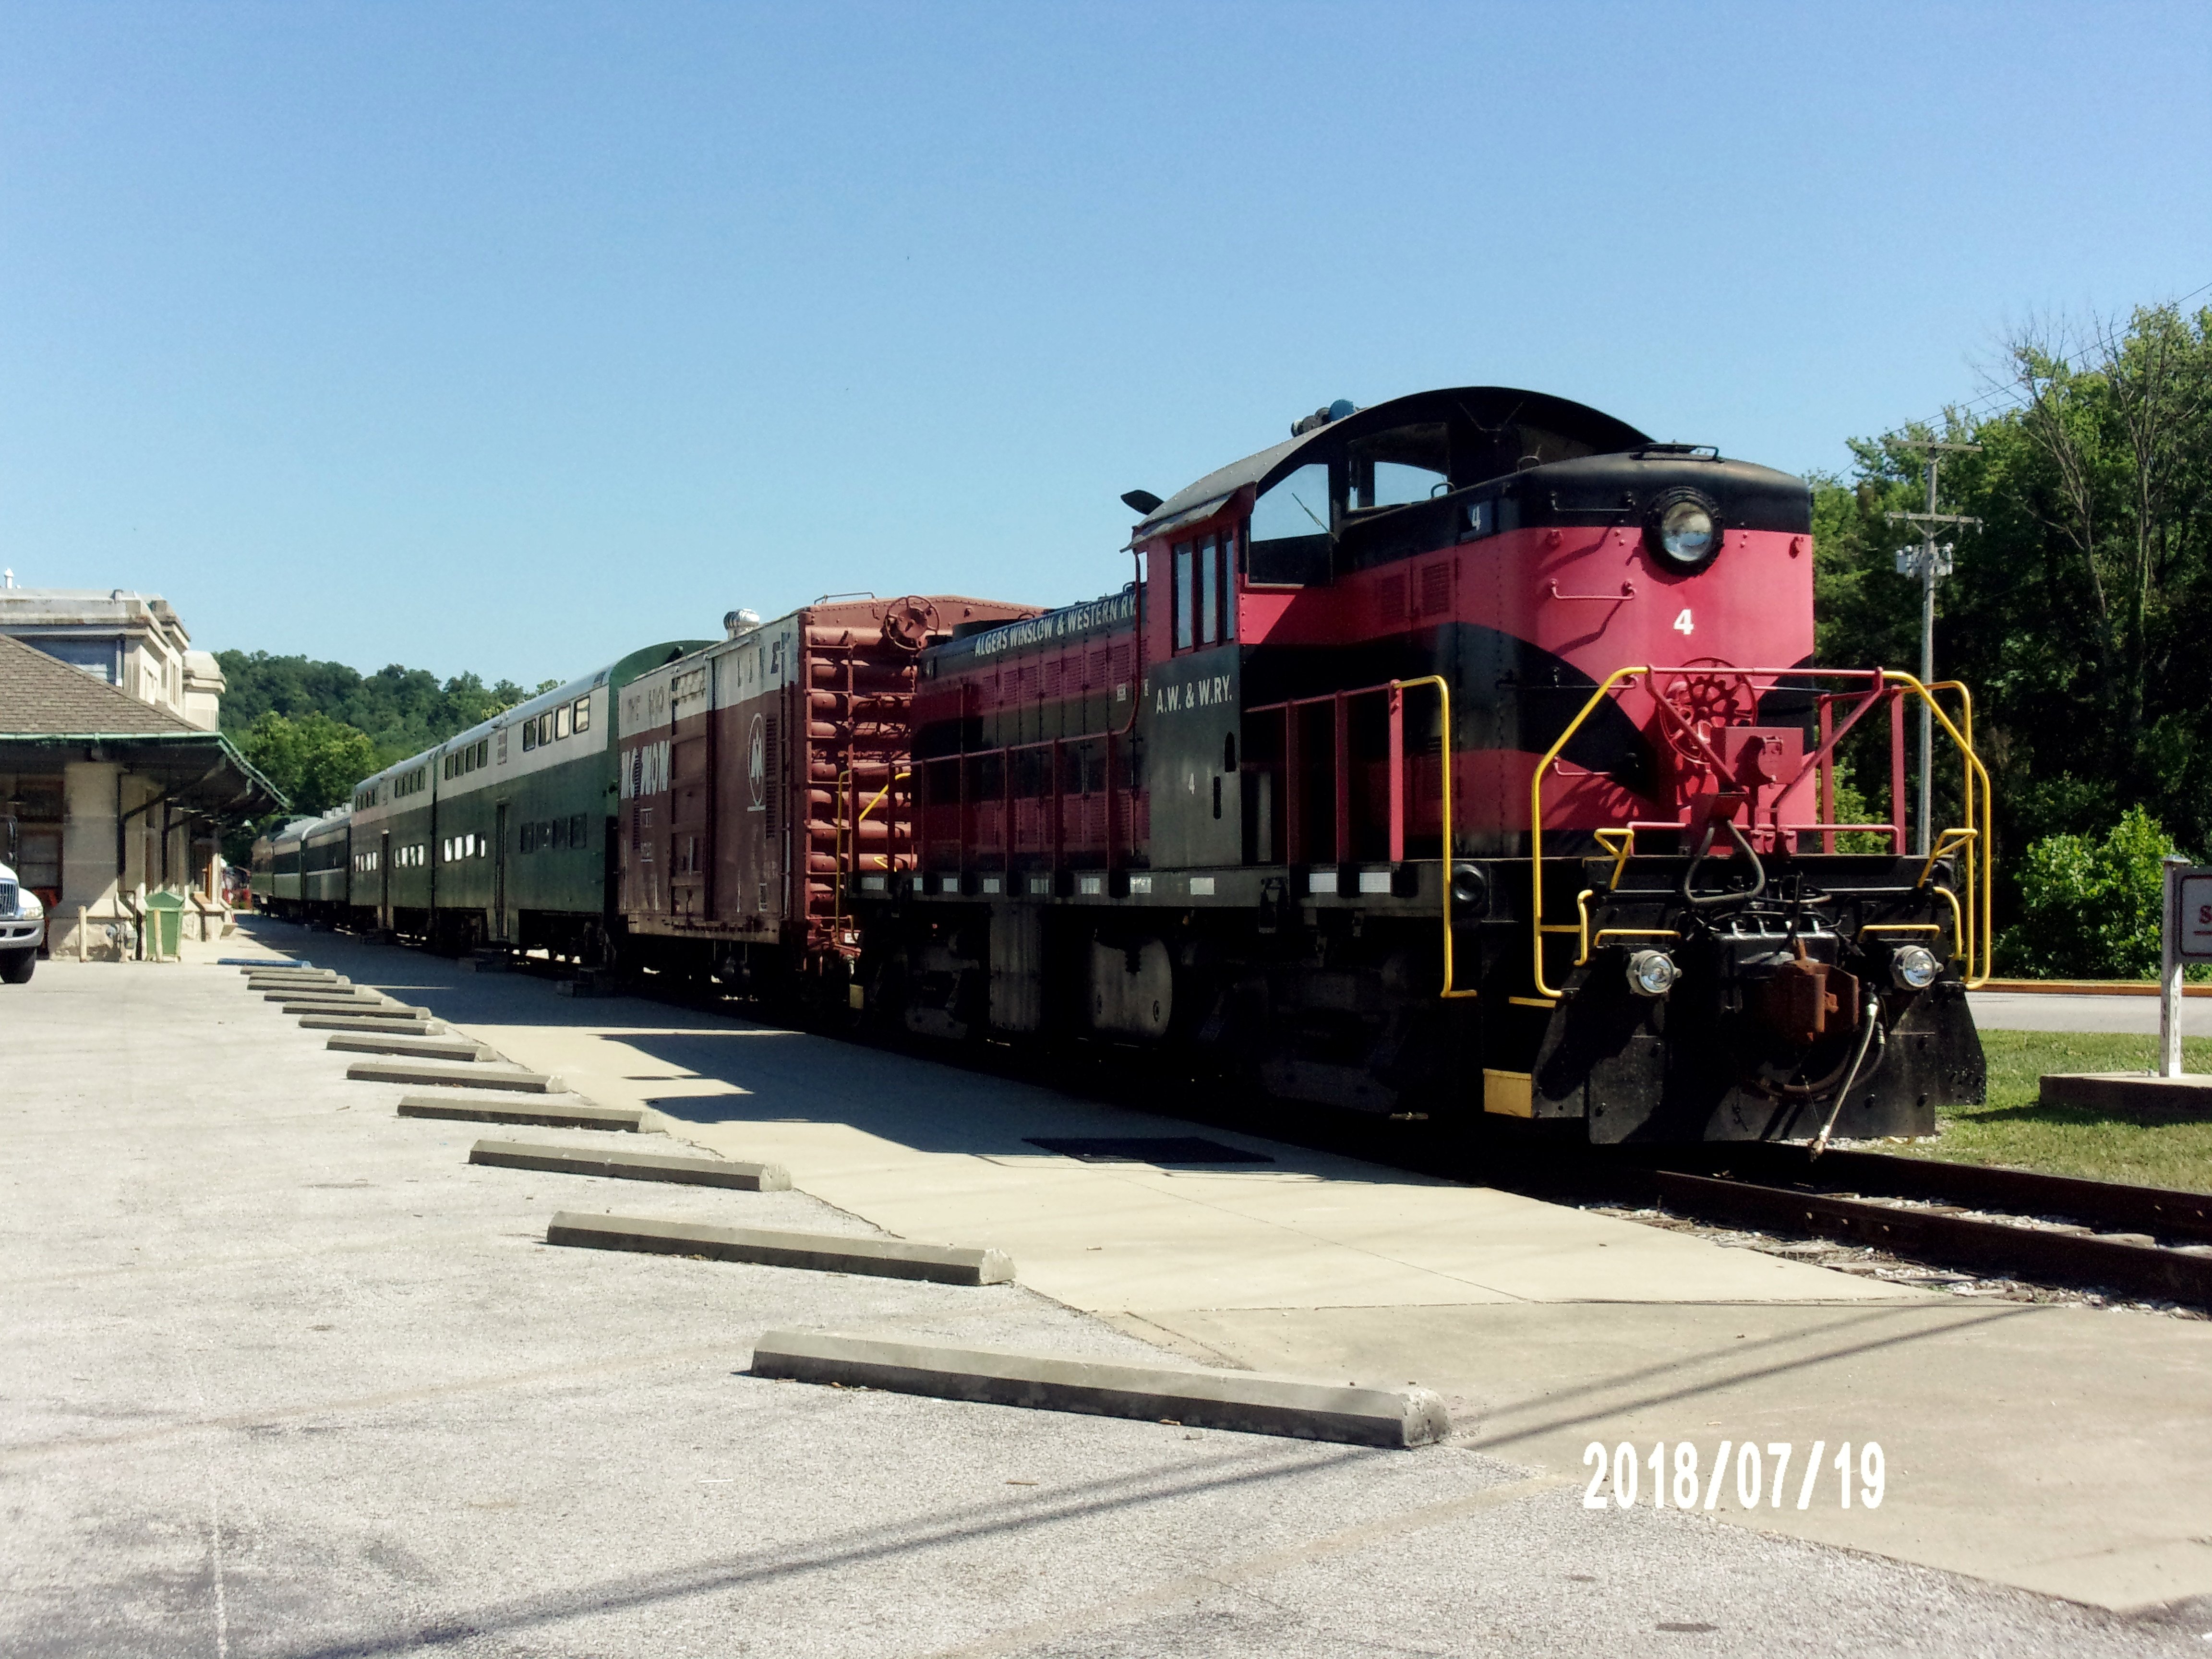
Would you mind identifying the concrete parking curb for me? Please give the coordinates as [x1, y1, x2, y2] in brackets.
[747, 1330, 1452, 1447]
[298, 1015, 446, 1035]
[265, 989, 383, 1004]
[351, 1059, 561, 1091]
[285, 1000, 433, 1018]
[398, 1095, 641, 1129]
[220, 956, 310, 967]
[470, 1139, 790, 1189]
[547, 1214, 1012, 1284]
[326, 1033, 495, 1061]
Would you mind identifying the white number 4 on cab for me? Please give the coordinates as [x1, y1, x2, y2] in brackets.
[1673, 608, 1695, 637]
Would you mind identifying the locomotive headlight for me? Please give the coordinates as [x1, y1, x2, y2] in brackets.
[1889, 944, 1941, 991]
[1647, 490, 1722, 571]
[1624, 949, 1680, 998]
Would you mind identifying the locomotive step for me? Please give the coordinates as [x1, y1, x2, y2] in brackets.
[298, 1014, 447, 1035]
[349, 1059, 562, 1092]
[397, 1094, 636, 1130]
[546, 1213, 1013, 1286]
[326, 1033, 495, 1062]
[749, 1330, 1451, 1449]
[468, 1138, 790, 1190]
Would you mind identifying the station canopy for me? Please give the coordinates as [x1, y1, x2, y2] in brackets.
[0, 633, 286, 820]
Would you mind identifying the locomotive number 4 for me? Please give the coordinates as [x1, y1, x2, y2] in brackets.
[1673, 608, 1695, 637]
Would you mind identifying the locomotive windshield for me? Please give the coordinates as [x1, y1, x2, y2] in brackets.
[1248, 462, 1332, 586]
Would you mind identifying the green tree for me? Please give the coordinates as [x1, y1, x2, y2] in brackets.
[238, 711, 379, 817]
[1813, 302, 2212, 922]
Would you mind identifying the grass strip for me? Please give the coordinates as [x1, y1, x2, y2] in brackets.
[1900, 1031, 2212, 1194]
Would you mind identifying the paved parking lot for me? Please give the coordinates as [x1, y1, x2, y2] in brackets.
[3, 946, 2203, 1656]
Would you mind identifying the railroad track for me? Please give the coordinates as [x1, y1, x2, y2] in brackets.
[1638, 1146, 2212, 1308]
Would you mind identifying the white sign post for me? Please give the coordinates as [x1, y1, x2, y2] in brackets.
[2160, 858, 2212, 1077]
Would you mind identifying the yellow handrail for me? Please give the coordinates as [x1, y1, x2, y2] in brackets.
[1884, 672, 1994, 987]
[1526, 666, 1995, 999]
[1528, 667, 1650, 999]
[1387, 675, 1477, 1000]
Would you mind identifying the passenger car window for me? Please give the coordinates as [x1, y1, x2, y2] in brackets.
[1249, 462, 1332, 586]
[555, 705, 571, 740]
[572, 697, 590, 733]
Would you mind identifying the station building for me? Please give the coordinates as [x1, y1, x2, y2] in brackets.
[0, 589, 283, 955]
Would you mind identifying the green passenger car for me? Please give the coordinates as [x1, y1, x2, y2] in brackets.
[346, 641, 702, 957]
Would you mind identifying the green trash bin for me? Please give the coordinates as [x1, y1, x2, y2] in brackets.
[144, 890, 185, 959]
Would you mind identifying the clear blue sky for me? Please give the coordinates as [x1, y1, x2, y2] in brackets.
[3, 2, 2208, 687]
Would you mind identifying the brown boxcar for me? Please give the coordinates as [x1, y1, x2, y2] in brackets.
[614, 594, 1039, 996]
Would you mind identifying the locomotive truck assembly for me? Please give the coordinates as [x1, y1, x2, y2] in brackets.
[256, 385, 1989, 1145]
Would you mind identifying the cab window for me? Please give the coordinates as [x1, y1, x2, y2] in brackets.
[1173, 542, 1195, 651]
[1347, 423, 1450, 512]
[1248, 462, 1332, 586]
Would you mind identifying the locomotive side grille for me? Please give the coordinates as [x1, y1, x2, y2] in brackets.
[1376, 573, 1407, 625]
[1417, 561, 1452, 618]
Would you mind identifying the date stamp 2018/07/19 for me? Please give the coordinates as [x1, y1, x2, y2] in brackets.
[1583, 1441, 1885, 1512]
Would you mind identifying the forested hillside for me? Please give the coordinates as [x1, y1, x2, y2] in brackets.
[217, 651, 554, 827]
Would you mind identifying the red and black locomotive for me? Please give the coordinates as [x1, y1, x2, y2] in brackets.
[838, 385, 1989, 1143]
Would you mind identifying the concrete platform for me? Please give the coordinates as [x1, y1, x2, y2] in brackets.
[231, 919, 2212, 1616]
[348, 1058, 560, 1091]
[325, 1031, 495, 1062]
[398, 1094, 643, 1129]
[2041, 1071, 2212, 1120]
[547, 1212, 1016, 1284]
[751, 1328, 1452, 1447]
[468, 1137, 788, 1188]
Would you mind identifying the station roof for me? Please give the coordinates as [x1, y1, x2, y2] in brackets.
[0, 633, 287, 818]
[1129, 385, 1652, 544]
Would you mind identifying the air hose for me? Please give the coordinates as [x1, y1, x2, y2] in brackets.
[1809, 992, 1886, 1159]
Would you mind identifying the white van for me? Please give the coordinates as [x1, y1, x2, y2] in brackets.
[0, 862, 46, 983]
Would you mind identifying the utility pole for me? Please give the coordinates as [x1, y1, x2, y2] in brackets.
[1886, 441, 1981, 856]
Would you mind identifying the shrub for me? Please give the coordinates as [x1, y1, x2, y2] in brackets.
[1996, 806, 2192, 980]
